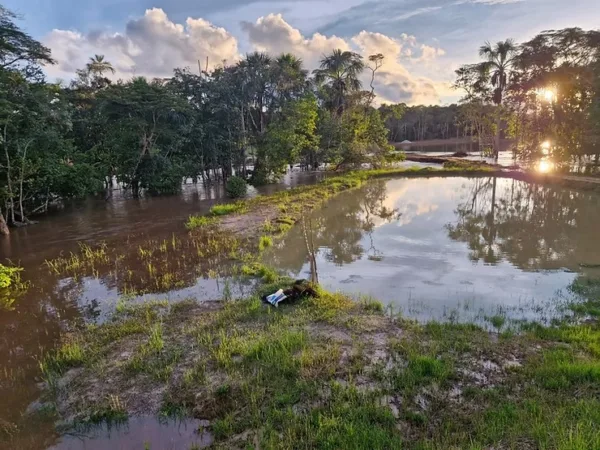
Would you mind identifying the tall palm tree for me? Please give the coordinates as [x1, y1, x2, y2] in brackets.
[273, 53, 309, 102]
[313, 49, 365, 115]
[86, 54, 115, 77]
[477, 40, 517, 159]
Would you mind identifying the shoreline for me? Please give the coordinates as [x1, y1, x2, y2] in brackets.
[23, 166, 600, 449]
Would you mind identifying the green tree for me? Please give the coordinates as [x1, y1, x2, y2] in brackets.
[455, 40, 517, 159]
[314, 49, 365, 116]
[0, 6, 54, 70]
[255, 95, 319, 183]
[96, 77, 191, 195]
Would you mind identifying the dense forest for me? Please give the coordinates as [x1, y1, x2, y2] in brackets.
[0, 6, 395, 233]
[1, 3, 599, 234]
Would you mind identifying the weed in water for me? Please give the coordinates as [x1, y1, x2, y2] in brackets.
[359, 295, 385, 313]
[486, 314, 507, 331]
[185, 215, 217, 230]
[210, 202, 246, 216]
[222, 279, 233, 302]
[258, 235, 273, 251]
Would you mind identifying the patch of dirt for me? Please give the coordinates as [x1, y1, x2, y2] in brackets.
[219, 205, 278, 238]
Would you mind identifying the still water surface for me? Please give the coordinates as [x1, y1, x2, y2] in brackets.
[2, 171, 600, 448]
[265, 176, 600, 322]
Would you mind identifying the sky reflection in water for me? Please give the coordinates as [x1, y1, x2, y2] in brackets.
[265, 177, 600, 323]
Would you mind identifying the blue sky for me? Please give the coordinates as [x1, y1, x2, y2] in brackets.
[5, 0, 598, 104]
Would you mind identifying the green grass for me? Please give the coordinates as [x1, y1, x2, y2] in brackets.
[209, 202, 247, 216]
[359, 295, 385, 313]
[486, 314, 507, 330]
[40, 340, 86, 382]
[185, 215, 217, 230]
[258, 235, 273, 251]
[77, 395, 128, 428]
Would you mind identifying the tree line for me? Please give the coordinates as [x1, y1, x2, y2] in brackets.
[454, 28, 600, 161]
[379, 28, 600, 163]
[0, 7, 395, 234]
[380, 103, 479, 142]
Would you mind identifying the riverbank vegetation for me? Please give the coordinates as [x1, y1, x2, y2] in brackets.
[36, 236, 600, 449]
[20, 169, 599, 449]
[0, 7, 400, 233]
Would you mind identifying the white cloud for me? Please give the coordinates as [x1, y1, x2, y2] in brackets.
[44, 9, 448, 105]
[244, 19, 447, 105]
[44, 8, 240, 80]
[241, 14, 349, 68]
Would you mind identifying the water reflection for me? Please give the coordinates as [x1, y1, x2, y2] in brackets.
[48, 417, 212, 449]
[265, 176, 600, 323]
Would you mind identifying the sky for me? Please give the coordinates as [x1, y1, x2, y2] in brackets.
[5, 0, 598, 105]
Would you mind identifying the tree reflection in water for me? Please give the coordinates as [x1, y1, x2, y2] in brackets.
[268, 180, 400, 272]
[446, 176, 600, 271]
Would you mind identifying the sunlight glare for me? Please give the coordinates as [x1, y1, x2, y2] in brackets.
[538, 88, 556, 103]
[537, 160, 554, 173]
[541, 140, 551, 155]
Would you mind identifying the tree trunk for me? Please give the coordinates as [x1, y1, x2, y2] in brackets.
[18, 141, 31, 224]
[3, 124, 15, 224]
[0, 210, 9, 236]
[495, 115, 501, 161]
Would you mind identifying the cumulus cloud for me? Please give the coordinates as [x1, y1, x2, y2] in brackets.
[44, 9, 447, 104]
[241, 14, 350, 68]
[44, 8, 240, 80]
[243, 18, 447, 105]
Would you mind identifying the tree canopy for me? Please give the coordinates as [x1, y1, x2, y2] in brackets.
[0, 7, 397, 233]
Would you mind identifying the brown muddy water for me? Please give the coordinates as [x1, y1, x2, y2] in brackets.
[265, 176, 600, 323]
[0, 171, 322, 450]
[2, 171, 600, 449]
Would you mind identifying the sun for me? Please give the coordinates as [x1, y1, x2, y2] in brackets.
[537, 160, 554, 173]
[541, 140, 551, 155]
[538, 88, 556, 103]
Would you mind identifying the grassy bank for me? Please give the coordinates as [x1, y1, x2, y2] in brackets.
[186, 165, 496, 238]
[30, 165, 600, 449]
[36, 275, 600, 449]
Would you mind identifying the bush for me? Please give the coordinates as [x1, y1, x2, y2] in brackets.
[226, 176, 248, 198]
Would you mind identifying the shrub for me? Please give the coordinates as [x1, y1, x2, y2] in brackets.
[225, 176, 248, 199]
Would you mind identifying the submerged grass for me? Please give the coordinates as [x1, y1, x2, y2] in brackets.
[209, 202, 247, 216]
[185, 215, 217, 230]
[29, 164, 600, 449]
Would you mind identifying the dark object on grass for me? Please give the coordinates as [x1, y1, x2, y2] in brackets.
[262, 279, 318, 306]
[452, 151, 469, 157]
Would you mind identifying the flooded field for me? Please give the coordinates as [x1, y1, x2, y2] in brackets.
[0, 171, 322, 450]
[2, 171, 600, 449]
[264, 176, 600, 323]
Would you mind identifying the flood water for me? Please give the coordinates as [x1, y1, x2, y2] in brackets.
[264, 176, 600, 323]
[0, 171, 323, 450]
[2, 171, 600, 449]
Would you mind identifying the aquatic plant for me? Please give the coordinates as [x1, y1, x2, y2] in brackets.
[0, 264, 27, 311]
[258, 235, 273, 251]
[186, 215, 217, 230]
[210, 202, 247, 216]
